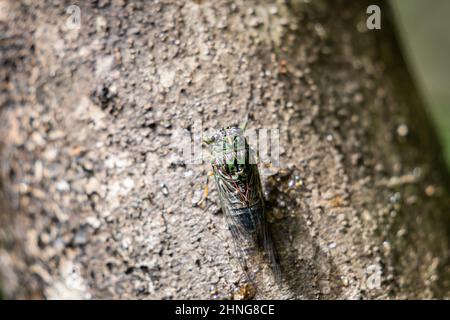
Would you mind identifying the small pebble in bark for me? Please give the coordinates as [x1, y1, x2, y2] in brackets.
[160, 183, 169, 196]
[74, 228, 88, 246]
[397, 124, 409, 137]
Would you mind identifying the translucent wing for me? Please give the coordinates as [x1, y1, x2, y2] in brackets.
[213, 170, 256, 283]
[214, 162, 281, 282]
[247, 164, 281, 282]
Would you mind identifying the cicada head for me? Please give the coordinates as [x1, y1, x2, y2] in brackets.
[204, 126, 255, 176]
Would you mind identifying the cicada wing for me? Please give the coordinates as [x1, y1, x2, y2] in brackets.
[215, 176, 256, 282]
[212, 140, 282, 283]
[225, 211, 256, 282]
[260, 217, 282, 282]
[223, 198, 281, 283]
[249, 164, 282, 282]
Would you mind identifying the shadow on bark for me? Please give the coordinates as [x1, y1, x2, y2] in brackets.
[266, 169, 343, 299]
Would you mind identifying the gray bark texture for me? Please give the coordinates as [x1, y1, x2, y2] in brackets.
[0, 0, 449, 299]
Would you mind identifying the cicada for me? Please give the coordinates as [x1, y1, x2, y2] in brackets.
[204, 126, 281, 287]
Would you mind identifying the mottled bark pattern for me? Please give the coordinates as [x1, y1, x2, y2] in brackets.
[0, 0, 449, 299]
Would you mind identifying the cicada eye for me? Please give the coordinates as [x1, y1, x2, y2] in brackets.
[203, 135, 216, 145]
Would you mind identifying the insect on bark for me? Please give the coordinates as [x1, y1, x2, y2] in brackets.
[204, 126, 281, 289]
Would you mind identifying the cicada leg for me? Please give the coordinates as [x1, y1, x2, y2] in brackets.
[196, 171, 215, 207]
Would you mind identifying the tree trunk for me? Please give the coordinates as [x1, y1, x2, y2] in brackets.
[0, 0, 449, 299]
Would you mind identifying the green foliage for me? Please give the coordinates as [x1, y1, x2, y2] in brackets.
[392, 0, 450, 169]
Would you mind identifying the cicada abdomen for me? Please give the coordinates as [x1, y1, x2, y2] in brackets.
[205, 126, 281, 285]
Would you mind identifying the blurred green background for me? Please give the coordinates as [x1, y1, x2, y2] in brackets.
[392, 0, 450, 169]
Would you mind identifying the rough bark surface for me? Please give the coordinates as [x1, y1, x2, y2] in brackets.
[0, 0, 449, 299]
